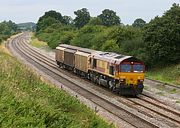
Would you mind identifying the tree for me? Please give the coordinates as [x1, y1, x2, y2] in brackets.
[132, 18, 146, 28]
[37, 17, 61, 32]
[62, 16, 73, 25]
[0, 21, 18, 35]
[143, 3, 180, 65]
[109, 26, 141, 47]
[87, 17, 103, 26]
[36, 10, 63, 32]
[43, 10, 63, 22]
[74, 8, 90, 28]
[98, 9, 120, 26]
[60, 31, 76, 44]
[0, 20, 18, 42]
[70, 25, 105, 48]
[101, 40, 119, 52]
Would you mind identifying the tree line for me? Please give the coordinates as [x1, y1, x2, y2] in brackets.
[0, 20, 19, 43]
[36, 3, 180, 68]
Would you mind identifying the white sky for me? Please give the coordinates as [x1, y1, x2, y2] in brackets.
[0, 0, 179, 24]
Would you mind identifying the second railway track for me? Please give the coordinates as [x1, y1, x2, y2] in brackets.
[7, 33, 180, 128]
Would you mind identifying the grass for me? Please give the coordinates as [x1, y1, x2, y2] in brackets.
[155, 92, 165, 96]
[0, 45, 113, 128]
[176, 100, 180, 104]
[146, 64, 180, 86]
[168, 89, 177, 94]
[30, 33, 49, 49]
[143, 86, 148, 90]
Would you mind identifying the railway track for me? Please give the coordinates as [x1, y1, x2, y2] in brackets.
[145, 78, 180, 89]
[7, 33, 180, 128]
[119, 96, 180, 127]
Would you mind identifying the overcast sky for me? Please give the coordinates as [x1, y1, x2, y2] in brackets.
[0, 0, 179, 24]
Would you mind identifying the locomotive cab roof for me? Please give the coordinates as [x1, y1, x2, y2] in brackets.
[91, 51, 143, 65]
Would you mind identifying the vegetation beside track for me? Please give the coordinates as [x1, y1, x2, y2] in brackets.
[30, 33, 49, 49]
[146, 64, 180, 86]
[0, 45, 113, 128]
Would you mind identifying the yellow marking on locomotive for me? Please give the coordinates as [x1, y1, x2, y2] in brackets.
[116, 72, 144, 86]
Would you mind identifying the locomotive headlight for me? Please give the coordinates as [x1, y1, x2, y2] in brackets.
[120, 79, 125, 82]
[138, 79, 144, 84]
[138, 76, 142, 79]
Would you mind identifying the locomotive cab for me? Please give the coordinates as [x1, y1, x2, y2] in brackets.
[117, 58, 145, 95]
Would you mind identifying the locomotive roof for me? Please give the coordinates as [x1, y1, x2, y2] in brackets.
[92, 51, 133, 64]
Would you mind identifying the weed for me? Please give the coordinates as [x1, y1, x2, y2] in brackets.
[144, 86, 148, 90]
[168, 89, 177, 94]
[156, 92, 165, 96]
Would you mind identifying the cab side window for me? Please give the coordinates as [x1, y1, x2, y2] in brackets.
[109, 66, 114, 75]
[93, 59, 97, 68]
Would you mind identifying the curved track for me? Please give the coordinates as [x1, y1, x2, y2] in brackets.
[7, 33, 180, 128]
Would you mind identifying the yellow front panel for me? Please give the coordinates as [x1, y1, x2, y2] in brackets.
[118, 72, 144, 85]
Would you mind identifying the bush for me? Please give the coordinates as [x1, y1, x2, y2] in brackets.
[59, 31, 77, 44]
[101, 39, 119, 52]
[143, 3, 180, 66]
[71, 25, 107, 48]
[36, 25, 76, 48]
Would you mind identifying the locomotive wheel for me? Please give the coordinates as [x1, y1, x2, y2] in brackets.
[108, 81, 115, 91]
[112, 86, 118, 94]
[98, 79, 101, 85]
[108, 81, 113, 91]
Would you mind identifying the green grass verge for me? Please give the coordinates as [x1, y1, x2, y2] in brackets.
[0, 46, 113, 128]
[30, 33, 49, 49]
[146, 64, 180, 86]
